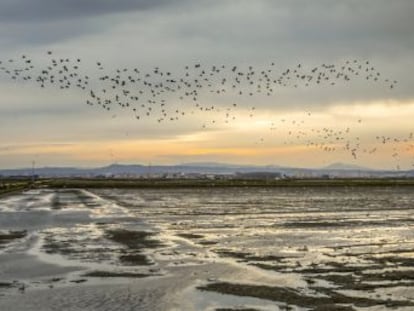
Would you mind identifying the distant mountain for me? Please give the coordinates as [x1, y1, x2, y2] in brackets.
[322, 162, 373, 171]
[0, 163, 412, 178]
[180, 162, 236, 167]
[180, 162, 271, 169]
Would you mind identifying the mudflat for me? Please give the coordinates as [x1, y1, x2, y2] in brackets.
[1, 187, 414, 310]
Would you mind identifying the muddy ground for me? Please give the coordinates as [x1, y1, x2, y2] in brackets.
[1, 187, 414, 310]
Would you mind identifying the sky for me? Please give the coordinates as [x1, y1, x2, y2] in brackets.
[0, 0, 414, 170]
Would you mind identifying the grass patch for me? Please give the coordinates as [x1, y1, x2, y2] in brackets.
[198, 282, 414, 309]
[215, 250, 286, 262]
[215, 250, 252, 260]
[70, 279, 87, 284]
[215, 309, 262, 311]
[119, 253, 153, 266]
[199, 240, 218, 245]
[105, 229, 162, 250]
[0, 180, 30, 197]
[360, 269, 414, 282]
[0, 282, 13, 288]
[83, 271, 154, 278]
[0, 230, 27, 247]
[36, 177, 414, 189]
[177, 233, 204, 239]
[105, 229, 163, 266]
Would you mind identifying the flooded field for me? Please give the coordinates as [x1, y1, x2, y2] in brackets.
[1, 187, 414, 310]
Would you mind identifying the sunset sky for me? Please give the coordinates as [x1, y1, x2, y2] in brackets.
[1, 1, 413, 170]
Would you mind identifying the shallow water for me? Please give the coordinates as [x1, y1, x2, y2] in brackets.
[1, 187, 414, 310]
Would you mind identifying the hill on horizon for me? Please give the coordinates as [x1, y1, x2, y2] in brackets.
[321, 162, 373, 171]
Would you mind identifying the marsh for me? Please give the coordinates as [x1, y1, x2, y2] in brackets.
[1, 187, 414, 310]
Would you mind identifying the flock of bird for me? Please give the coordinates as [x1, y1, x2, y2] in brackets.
[1, 51, 412, 169]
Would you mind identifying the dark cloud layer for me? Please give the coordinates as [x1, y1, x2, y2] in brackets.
[1, 1, 414, 169]
[1, 0, 413, 57]
[0, 0, 177, 22]
[1, 1, 413, 108]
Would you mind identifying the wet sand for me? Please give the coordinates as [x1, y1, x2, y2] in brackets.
[1, 187, 414, 310]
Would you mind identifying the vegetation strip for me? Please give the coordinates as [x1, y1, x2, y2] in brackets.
[3, 177, 412, 190]
[198, 282, 414, 309]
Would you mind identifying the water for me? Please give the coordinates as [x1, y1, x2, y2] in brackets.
[1, 187, 414, 310]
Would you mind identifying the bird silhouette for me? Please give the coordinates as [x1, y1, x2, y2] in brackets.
[1, 52, 410, 167]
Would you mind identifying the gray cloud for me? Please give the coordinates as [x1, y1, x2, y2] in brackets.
[0, 0, 178, 22]
[1, 0, 413, 58]
[0, 19, 106, 47]
[0, 0, 185, 47]
[171, 1, 414, 57]
[1, 0, 414, 168]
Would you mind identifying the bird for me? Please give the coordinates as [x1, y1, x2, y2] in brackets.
[1, 51, 407, 167]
